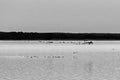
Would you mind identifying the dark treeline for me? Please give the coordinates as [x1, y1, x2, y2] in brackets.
[0, 32, 120, 40]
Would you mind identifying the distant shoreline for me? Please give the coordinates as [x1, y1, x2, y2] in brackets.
[1, 32, 120, 40]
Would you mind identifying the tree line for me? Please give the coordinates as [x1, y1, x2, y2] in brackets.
[0, 32, 120, 40]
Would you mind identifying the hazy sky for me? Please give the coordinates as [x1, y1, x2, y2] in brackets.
[0, 0, 120, 32]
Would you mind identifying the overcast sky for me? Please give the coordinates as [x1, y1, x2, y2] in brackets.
[0, 0, 120, 33]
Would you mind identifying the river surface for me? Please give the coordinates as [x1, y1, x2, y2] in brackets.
[0, 41, 120, 80]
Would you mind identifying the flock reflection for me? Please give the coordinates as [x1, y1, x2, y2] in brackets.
[24, 55, 65, 59]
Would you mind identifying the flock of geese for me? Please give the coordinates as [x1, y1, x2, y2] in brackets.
[39, 40, 93, 45]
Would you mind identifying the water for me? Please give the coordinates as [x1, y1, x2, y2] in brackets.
[0, 41, 120, 80]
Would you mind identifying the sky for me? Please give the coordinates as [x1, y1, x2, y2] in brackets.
[0, 0, 120, 33]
